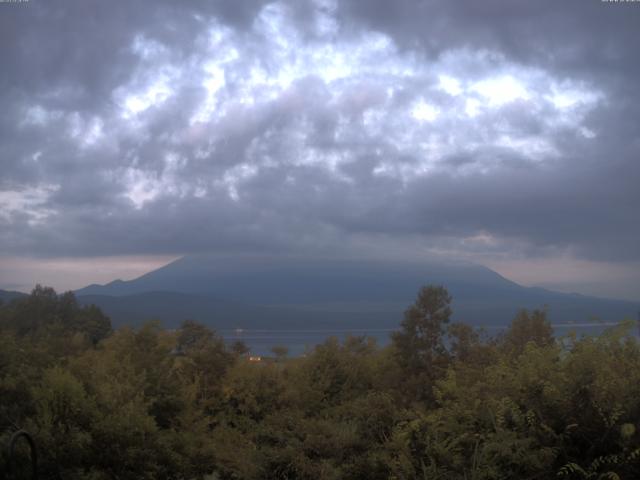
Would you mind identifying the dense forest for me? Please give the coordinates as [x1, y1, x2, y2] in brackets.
[1, 285, 639, 479]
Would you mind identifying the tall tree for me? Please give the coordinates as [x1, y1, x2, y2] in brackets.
[392, 285, 452, 402]
[502, 308, 554, 355]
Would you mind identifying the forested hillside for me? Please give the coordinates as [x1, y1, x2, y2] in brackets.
[1, 286, 639, 479]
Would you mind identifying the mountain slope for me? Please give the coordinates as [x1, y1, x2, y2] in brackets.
[76, 291, 393, 329]
[75, 255, 522, 301]
[74, 255, 639, 328]
[0, 289, 28, 304]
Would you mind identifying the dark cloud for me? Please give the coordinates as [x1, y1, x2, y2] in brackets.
[338, 0, 640, 77]
[0, 0, 638, 283]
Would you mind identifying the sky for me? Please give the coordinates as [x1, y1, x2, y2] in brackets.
[0, 0, 639, 300]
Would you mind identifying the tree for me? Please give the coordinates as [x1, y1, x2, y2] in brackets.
[73, 304, 112, 345]
[502, 308, 554, 355]
[271, 345, 289, 361]
[391, 285, 452, 402]
[231, 340, 250, 356]
[175, 320, 232, 411]
[0, 286, 112, 350]
[177, 319, 214, 353]
[447, 322, 480, 362]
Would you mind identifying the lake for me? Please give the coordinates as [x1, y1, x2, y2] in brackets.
[220, 321, 633, 357]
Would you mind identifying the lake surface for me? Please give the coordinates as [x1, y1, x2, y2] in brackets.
[221, 322, 633, 357]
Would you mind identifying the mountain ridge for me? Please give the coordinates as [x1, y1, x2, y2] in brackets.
[0, 289, 28, 304]
[71, 255, 639, 329]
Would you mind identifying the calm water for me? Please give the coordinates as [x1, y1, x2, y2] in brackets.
[221, 322, 630, 357]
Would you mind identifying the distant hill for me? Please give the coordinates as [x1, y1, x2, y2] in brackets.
[74, 255, 640, 329]
[0, 289, 28, 304]
[75, 291, 394, 329]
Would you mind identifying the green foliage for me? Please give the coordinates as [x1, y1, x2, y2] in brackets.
[271, 345, 289, 361]
[0, 285, 112, 346]
[1, 285, 639, 479]
[391, 285, 452, 403]
[502, 308, 554, 355]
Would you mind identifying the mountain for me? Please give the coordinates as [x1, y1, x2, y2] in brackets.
[76, 291, 392, 330]
[0, 289, 28, 304]
[74, 255, 640, 329]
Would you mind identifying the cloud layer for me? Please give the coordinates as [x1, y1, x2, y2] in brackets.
[1, 0, 639, 286]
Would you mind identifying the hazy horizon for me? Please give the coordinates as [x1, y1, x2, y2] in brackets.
[3, 253, 640, 304]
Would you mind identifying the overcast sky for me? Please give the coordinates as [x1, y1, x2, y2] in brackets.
[1, 0, 639, 299]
